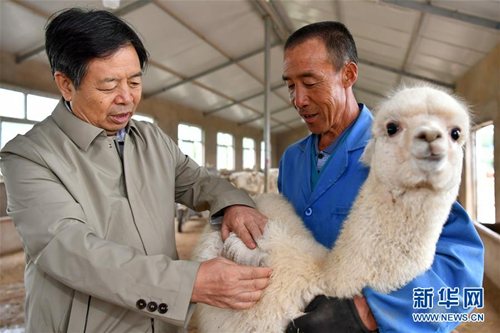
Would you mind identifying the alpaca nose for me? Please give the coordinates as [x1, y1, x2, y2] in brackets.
[415, 127, 443, 143]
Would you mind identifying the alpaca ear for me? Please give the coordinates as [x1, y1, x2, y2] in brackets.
[360, 139, 374, 166]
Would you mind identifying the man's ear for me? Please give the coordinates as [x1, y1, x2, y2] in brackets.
[342, 62, 358, 88]
[54, 72, 75, 101]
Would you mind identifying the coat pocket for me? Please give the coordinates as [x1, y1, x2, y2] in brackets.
[66, 291, 91, 332]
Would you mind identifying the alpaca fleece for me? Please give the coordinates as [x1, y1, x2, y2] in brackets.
[190, 85, 470, 332]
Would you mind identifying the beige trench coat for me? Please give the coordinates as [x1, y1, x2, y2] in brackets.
[0, 101, 255, 332]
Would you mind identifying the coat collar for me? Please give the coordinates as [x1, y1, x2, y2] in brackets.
[51, 99, 140, 151]
[297, 104, 373, 205]
[298, 104, 373, 153]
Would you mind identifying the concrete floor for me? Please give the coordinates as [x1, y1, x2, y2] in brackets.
[1, 217, 499, 332]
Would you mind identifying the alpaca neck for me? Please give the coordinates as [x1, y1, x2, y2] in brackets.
[322, 174, 459, 296]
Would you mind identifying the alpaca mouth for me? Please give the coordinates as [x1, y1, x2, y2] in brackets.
[413, 152, 446, 170]
[423, 154, 444, 162]
[414, 151, 445, 162]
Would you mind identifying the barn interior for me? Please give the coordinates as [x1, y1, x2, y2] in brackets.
[0, 1, 499, 332]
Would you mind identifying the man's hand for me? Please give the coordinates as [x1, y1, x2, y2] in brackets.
[285, 295, 377, 333]
[354, 295, 377, 330]
[221, 205, 268, 249]
[191, 257, 273, 309]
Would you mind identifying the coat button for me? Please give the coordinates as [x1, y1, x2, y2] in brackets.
[158, 303, 168, 314]
[136, 299, 146, 310]
[305, 208, 313, 216]
[147, 301, 158, 312]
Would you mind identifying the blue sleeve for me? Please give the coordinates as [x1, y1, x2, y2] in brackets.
[364, 202, 484, 333]
[278, 152, 284, 194]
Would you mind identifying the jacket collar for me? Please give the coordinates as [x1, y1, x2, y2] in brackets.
[298, 104, 373, 153]
[51, 99, 140, 151]
[297, 104, 373, 206]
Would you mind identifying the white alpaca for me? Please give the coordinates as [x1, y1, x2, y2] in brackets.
[190, 86, 470, 332]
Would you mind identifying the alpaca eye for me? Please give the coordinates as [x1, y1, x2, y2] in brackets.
[386, 122, 399, 137]
[450, 128, 461, 141]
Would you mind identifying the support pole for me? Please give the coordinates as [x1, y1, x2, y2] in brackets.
[264, 15, 271, 193]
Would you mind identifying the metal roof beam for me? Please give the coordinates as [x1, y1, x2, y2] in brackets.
[251, 0, 453, 89]
[381, 0, 500, 30]
[15, 0, 154, 63]
[238, 105, 292, 126]
[148, 62, 292, 129]
[144, 42, 280, 99]
[204, 83, 284, 116]
[251, 0, 290, 43]
[269, 0, 295, 33]
[357, 59, 454, 89]
[11, 0, 51, 18]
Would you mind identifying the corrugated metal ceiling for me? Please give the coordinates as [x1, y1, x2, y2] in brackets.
[1, 0, 499, 134]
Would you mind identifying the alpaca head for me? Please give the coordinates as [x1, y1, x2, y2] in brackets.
[362, 85, 470, 192]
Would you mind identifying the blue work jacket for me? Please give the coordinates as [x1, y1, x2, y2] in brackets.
[278, 104, 484, 332]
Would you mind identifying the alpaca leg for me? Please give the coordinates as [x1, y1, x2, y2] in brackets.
[190, 224, 224, 261]
[222, 232, 268, 267]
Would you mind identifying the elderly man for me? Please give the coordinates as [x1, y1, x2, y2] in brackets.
[0, 8, 271, 332]
[279, 22, 484, 332]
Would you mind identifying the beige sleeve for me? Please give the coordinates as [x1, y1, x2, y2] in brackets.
[159, 130, 256, 217]
[0, 142, 199, 327]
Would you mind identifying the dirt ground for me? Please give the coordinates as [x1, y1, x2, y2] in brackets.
[1, 217, 499, 332]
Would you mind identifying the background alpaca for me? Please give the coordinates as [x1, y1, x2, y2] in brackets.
[190, 85, 470, 332]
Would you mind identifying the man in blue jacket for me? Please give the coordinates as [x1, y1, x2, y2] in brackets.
[280, 21, 484, 332]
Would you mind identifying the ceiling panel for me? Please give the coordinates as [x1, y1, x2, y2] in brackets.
[343, 0, 420, 33]
[0, 2, 46, 54]
[274, 85, 290, 102]
[272, 108, 300, 123]
[355, 79, 395, 97]
[404, 64, 456, 85]
[1, 0, 497, 138]
[248, 118, 279, 130]
[432, 0, 500, 21]
[23, 0, 137, 14]
[142, 65, 181, 95]
[400, 76, 453, 93]
[196, 64, 263, 101]
[345, 19, 412, 50]
[277, 0, 338, 23]
[290, 18, 312, 31]
[353, 90, 382, 112]
[410, 53, 470, 78]
[358, 64, 399, 85]
[162, 0, 274, 58]
[214, 104, 258, 123]
[238, 45, 286, 87]
[419, 15, 500, 53]
[271, 125, 291, 134]
[31, 51, 50, 64]
[123, 3, 227, 77]
[357, 52, 406, 70]
[355, 35, 407, 68]
[243, 93, 289, 113]
[157, 82, 231, 112]
[413, 37, 485, 66]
